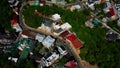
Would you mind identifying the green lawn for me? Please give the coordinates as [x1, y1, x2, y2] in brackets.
[23, 5, 120, 68]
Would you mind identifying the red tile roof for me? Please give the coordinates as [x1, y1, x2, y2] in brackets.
[109, 8, 115, 16]
[11, 14, 18, 25]
[22, 30, 36, 39]
[64, 60, 78, 68]
[66, 33, 83, 49]
[60, 31, 71, 39]
[39, 0, 46, 4]
[11, 19, 18, 25]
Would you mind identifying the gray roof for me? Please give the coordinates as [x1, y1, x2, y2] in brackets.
[54, 28, 63, 33]
[43, 18, 55, 27]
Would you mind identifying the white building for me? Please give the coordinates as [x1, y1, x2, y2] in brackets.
[60, 22, 72, 30]
[53, 22, 71, 35]
[42, 36, 55, 48]
[8, 0, 20, 8]
[52, 14, 61, 22]
[41, 51, 60, 67]
[35, 33, 45, 42]
[8, 57, 18, 63]
[57, 46, 67, 56]
[12, 24, 22, 32]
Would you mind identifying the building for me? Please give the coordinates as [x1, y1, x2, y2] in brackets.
[42, 36, 55, 48]
[85, 21, 94, 28]
[11, 14, 22, 32]
[70, 5, 81, 11]
[19, 46, 30, 60]
[86, 0, 101, 10]
[103, 1, 116, 19]
[51, 0, 66, 5]
[87, 0, 100, 4]
[64, 60, 78, 68]
[39, 0, 46, 6]
[60, 30, 71, 39]
[3, 45, 13, 52]
[54, 28, 64, 35]
[41, 50, 60, 67]
[22, 30, 36, 39]
[52, 14, 61, 22]
[92, 19, 99, 25]
[8, 0, 21, 8]
[8, 57, 18, 63]
[35, 33, 45, 42]
[57, 46, 67, 56]
[115, 4, 120, 12]
[28, 0, 40, 5]
[53, 22, 71, 35]
[106, 31, 119, 41]
[115, 3, 120, 17]
[60, 22, 72, 30]
[66, 33, 83, 49]
[41, 18, 55, 32]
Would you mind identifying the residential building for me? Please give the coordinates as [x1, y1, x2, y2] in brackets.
[0, 32, 18, 44]
[51, 0, 66, 5]
[106, 31, 119, 41]
[11, 14, 22, 32]
[60, 30, 71, 39]
[54, 28, 64, 35]
[39, 0, 46, 6]
[70, 5, 81, 12]
[103, 1, 116, 19]
[115, 4, 120, 12]
[92, 19, 99, 25]
[42, 36, 55, 48]
[8, 57, 18, 63]
[28, 0, 35, 5]
[28, 0, 40, 5]
[41, 18, 55, 32]
[64, 60, 78, 68]
[85, 21, 94, 28]
[102, 17, 108, 23]
[86, 0, 101, 10]
[8, 0, 21, 8]
[60, 22, 72, 31]
[87, 0, 100, 4]
[12, 24, 22, 32]
[35, 33, 45, 42]
[57, 46, 67, 56]
[66, 33, 83, 49]
[52, 14, 61, 22]
[3, 45, 13, 52]
[41, 50, 60, 67]
[22, 30, 36, 39]
[53, 22, 71, 35]
[19, 46, 30, 60]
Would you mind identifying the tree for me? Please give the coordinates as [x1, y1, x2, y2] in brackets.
[0, 0, 13, 31]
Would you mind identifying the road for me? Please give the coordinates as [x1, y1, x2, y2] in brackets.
[82, 1, 120, 37]
[19, 3, 84, 68]
[90, 11, 120, 37]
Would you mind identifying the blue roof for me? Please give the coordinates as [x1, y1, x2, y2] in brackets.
[93, 20, 99, 25]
